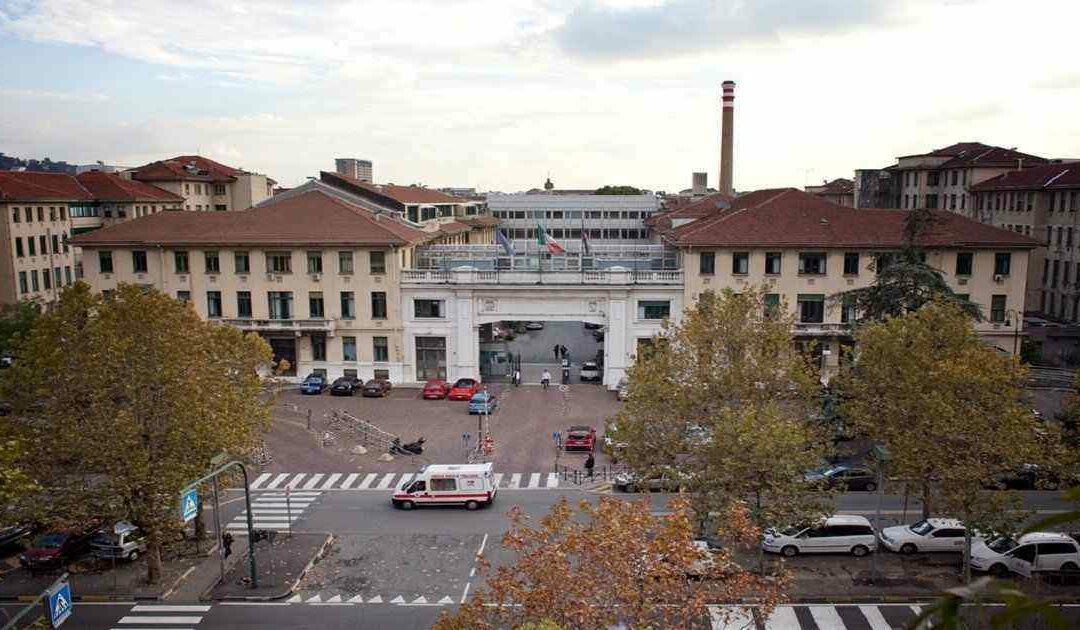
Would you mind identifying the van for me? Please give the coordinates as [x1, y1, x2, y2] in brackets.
[763, 515, 878, 557]
[970, 532, 1080, 577]
[391, 463, 497, 511]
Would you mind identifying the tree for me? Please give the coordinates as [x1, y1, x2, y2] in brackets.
[834, 301, 1057, 579]
[0, 300, 41, 354]
[613, 288, 833, 535]
[434, 495, 784, 629]
[594, 185, 644, 195]
[830, 207, 981, 321]
[3, 283, 273, 583]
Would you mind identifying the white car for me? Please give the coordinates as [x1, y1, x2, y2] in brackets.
[525, 321, 544, 330]
[579, 361, 601, 382]
[763, 515, 878, 557]
[879, 518, 968, 554]
[970, 532, 1080, 577]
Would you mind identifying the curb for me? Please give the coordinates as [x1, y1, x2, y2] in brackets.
[213, 532, 335, 602]
[0, 563, 198, 603]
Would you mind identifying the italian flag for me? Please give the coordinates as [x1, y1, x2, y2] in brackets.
[536, 223, 566, 253]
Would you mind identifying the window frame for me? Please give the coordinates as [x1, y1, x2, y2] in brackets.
[955, 252, 973, 276]
[369, 250, 386, 275]
[340, 291, 356, 319]
[414, 298, 445, 319]
[371, 291, 387, 319]
[994, 252, 1012, 276]
[132, 250, 148, 273]
[204, 250, 220, 274]
[843, 252, 860, 276]
[338, 251, 354, 274]
[798, 252, 827, 275]
[698, 251, 715, 275]
[732, 252, 749, 275]
[234, 251, 251, 274]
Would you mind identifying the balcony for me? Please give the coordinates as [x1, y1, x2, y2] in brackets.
[218, 318, 333, 332]
[401, 267, 683, 286]
[793, 322, 853, 337]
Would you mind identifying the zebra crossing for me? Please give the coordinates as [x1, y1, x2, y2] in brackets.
[248, 471, 563, 491]
[226, 490, 321, 533]
[112, 603, 210, 628]
[710, 603, 923, 629]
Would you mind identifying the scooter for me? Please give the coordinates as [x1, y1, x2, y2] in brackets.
[390, 436, 426, 455]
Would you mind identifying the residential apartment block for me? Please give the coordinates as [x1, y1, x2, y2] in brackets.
[127, 155, 275, 212]
[969, 161, 1080, 322]
[0, 171, 182, 305]
[805, 178, 854, 207]
[335, 158, 373, 183]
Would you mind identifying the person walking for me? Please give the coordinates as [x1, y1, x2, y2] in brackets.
[584, 453, 595, 479]
[222, 531, 234, 560]
[553, 344, 561, 362]
[541, 369, 551, 389]
[513, 367, 521, 387]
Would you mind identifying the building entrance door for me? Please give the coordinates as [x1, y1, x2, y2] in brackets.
[266, 336, 297, 376]
[416, 336, 447, 381]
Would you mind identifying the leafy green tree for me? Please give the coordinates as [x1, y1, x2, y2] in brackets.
[594, 185, 644, 195]
[834, 301, 1057, 579]
[613, 288, 832, 534]
[3, 283, 273, 583]
[0, 300, 40, 354]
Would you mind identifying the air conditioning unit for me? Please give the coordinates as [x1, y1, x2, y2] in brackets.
[958, 278, 968, 285]
[993, 274, 1004, 283]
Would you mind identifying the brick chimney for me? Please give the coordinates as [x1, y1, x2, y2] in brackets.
[719, 80, 736, 196]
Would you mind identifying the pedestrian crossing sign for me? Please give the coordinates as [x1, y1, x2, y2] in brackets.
[46, 580, 72, 627]
[181, 488, 198, 523]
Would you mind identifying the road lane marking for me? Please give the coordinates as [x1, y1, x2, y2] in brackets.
[130, 605, 210, 612]
[460, 582, 470, 604]
[376, 474, 396, 490]
[494, 473, 504, 487]
[477, 533, 489, 557]
[546, 473, 558, 488]
[340, 473, 360, 489]
[858, 605, 893, 630]
[117, 616, 203, 624]
[763, 606, 800, 629]
[265, 473, 290, 489]
[320, 473, 342, 490]
[285, 474, 307, 489]
[528, 473, 541, 488]
[509, 473, 522, 488]
[302, 474, 325, 490]
[250, 473, 272, 490]
[808, 605, 846, 629]
[359, 473, 378, 489]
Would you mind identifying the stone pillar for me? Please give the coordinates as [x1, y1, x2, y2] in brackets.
[453, 291, 478, 380]
[605, 292, 629, 388]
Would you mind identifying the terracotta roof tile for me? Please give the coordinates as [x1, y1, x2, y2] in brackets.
[0, 171, 93, 201]
[668, 188, 1039, 249]
[969, 162, 1080, 191]
[75, 171, 183, 202]
[459, 215, 500, 228]
[129, 155, 244, 183]
[71, 189, 426, 248]
[645, 192, 736, 231]
[321, 171, 468, 205]
[899, 142, 1048, 169]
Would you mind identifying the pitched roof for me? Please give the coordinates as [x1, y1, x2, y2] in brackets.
[810, 178, 854, 194]
[969, 161, 1080, 192]
[321, 171, 468, 205]
[645, 192, 735, 231]
[460, 215, 500, 228]
[75, 171, 184, 202]
[71, 189, 427, 248]
[0, 171, 93, 201]
[128, 155, 244, 183]
[667, 188, 1039, 249]
[898, 142, 1048, 169]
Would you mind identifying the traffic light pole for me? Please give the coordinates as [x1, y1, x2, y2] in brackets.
[182, 460, 258, 588]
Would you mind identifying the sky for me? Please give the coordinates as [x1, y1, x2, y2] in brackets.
[1, 0, 1078, 193]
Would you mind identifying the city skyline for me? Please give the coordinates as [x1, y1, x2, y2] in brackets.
[1, 0, 1078, 192]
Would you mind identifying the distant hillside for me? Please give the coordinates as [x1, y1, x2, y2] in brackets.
[0, 152, 77, 174]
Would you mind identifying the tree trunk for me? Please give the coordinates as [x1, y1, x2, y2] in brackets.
[920, 482, 932, 519]
[146, 532, 163, 585]
[194, 496, 206, 541]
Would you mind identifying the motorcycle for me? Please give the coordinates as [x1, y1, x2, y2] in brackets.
[390, 436, 426, 455]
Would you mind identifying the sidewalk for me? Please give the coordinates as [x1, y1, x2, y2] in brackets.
[208, 532, 333, 601]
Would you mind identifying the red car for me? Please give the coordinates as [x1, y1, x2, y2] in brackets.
[448, 378, 481, 401]
[564, 425, 597, 452]
[422, 379, 451, 400]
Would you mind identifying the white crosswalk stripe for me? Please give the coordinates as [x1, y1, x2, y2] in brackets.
[250, 472, 272, 490]
[808, 605, 846, 630]
[302, 473, 325, 490]
[719, 604, 922, 630]
[245, 472, 571, 491]
[341, 473, 360, 489]
[508, 473, 522, 488]
[227, 491, 322, 533]
[113, 603, 210, 628]
[321, 473, 342, 489]
[375, 473, 396, 490]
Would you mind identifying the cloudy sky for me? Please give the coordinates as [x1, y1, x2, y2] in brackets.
[1, 0, 1078, 192]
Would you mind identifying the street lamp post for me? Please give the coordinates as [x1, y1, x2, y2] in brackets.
[1004, 309, 1022, 356]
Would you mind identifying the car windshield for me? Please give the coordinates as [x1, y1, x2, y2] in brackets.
[455, 379, 475, 387]
[91, 532, 116, 545]
[568, 432, 588, 439]
[780, 527, 805, 537]
[909, 520, 934, 536]
[987, 536, 1018, 553]
[34, 534, 66, 548]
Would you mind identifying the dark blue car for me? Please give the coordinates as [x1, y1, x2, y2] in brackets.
[300, 373, 328, 395]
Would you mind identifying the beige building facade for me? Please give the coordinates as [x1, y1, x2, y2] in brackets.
[127, 155, 274, 212]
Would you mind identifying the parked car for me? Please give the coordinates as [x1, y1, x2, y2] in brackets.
[422, 379, 451, 400]
[448, 378, 481, 401]
[613, 469, 687, 493]
[468, 391, 498, 414]
[20, 529, 96, 571]
[878, 518, 968, 554]
[0, 524, 36, 548]
[525, 322, 545, 330]
[804, 463, 878, 492]
[616, 377, 629, 401]
[361, 379, 392, 397]
[91, 522, 147, 562]
[989, 463, 1077, 490]
[329, 376, 361, 396]
[564, 425, 597, 451]
[763, 515, 878, 557]
[300, 373, 328, 395]
[970, 532, 1080, 577]
[579, 361, 601, 383]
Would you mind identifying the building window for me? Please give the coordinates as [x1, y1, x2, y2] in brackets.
[1043, 259, 1050, 285]
[24, 208, 31, 222]
[64, 266, 71, 285]
[237, 291, 252, 318]
[43, 269, 51, 290]
[52, 267, 61, 288]
[36, 207, 43, 222]
[765, 252, 782, 275]
[213, 184, 226, 195]
[732, 252, 749, 275]
[312, 334, 326, 361]
[39, 235, 46, 255]
[98, 251, 113, 273]
[843, 252, 859, 275]
[206, 291, 222, 318]
[994, 252, 1011, 276]
[307, 251, 323, 274]
[18, 272, 27, 294]
[1047, 226, 1053, 245]
[340, 291, 356, 319]
[955, 252, 973, 276]
[699, 252, 715, 275]
[267, 252, 292, 274]
[797, 294, 825, 323]
[268, 291, 293, 319]
[133, 250, 148, 273]
[205, 251, 220, 274]
[373, 336, 389, 362]
[174, 251, 189, 273]
[11, 208, 19, 223]
[370, 251, 386, 274]
[342, 336, 357, 362]
[764, 293, 780, 318]
[14, 238, 23, 258]
[1027, 193, 1034, 212]
[414, 299, 444, 318]
[1052, 260, 1060, 288]
[1068, 227, 1074, 249]
[637, 300, 671, 320]
[177, 291, 191, 303]
[51, 234, 59, 254]
[27, 237, 35, 256]
[840, 296, 858, 324]
[991, 295, 1007, 323]
[339, 251, 354, 274]
[798, 252, 827, 275]
[372, 291, 387, 319]
[235, 252, 250, 274]
[309, 291, 324, 318]
[214, 204, 227, 212]
[30, 270, 39, 292]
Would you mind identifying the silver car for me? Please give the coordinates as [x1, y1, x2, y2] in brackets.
[91, 522, 147, 561]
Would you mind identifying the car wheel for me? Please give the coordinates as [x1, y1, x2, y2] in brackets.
[990, 563, 1010, 578]
[864, 482, 877, 492]
[626, 484, 638, 493]
[465, 500, 480, 511]
[900, 543, 917, 555]
[851, 545, 870, 557]
[127, 550, 139, 562]
[781, 546, 798, 558]
[1061, 562, 1078, 573]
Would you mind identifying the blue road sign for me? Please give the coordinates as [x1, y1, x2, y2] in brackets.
[46, 580, 72, 627]
[181, 487, 199, 523]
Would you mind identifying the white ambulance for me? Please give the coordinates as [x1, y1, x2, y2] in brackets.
[391, 463, 497, 511]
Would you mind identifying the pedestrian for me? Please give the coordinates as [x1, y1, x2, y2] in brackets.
[222, 531, 234, 560]
[513, 368, 521, 387]
[584, 453, 595, 479]
[541, 369, 551, 389]
[553, 344, 560, 361]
